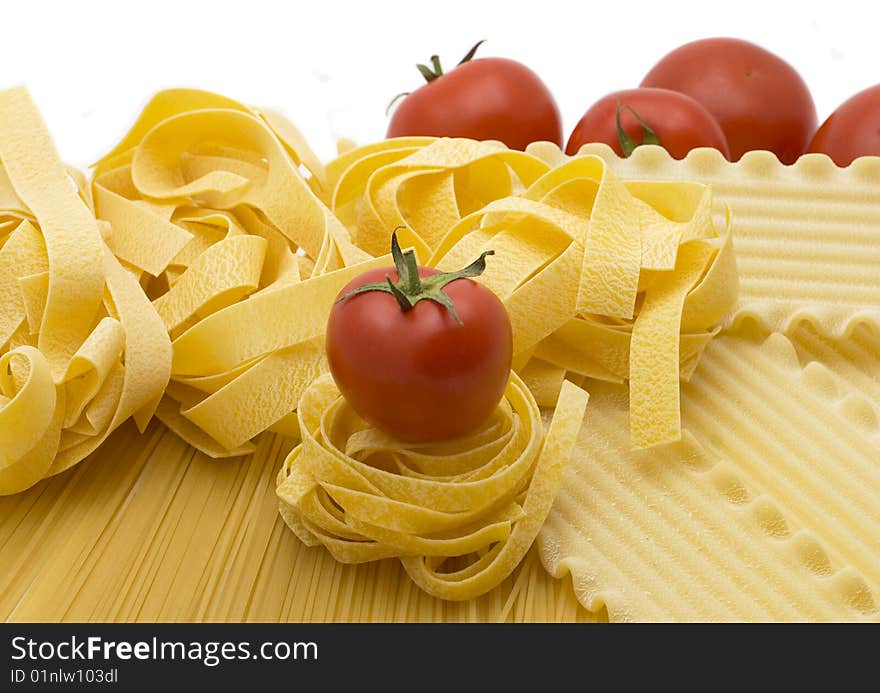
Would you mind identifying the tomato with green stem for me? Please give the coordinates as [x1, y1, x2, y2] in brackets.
[326, 231, 513, 442]
[386, 41, 563, 151]
[565, 87, 730, 160]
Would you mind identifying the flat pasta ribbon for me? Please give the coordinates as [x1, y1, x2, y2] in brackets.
[91, 89, 382, 457]
[328, 137, 550, 259]
[276, 372, 589, 601]
[0, 87, 170, 494]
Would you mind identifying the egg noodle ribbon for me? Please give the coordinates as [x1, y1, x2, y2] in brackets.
[81, 90, 734, 458]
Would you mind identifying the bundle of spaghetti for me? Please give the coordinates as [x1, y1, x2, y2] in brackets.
[91, 89, 390, 457]
[0, 87, 170, 495]
[328, 139, 737, 447]
[276, 372, 589, 601]
[0, 420, 596, 622]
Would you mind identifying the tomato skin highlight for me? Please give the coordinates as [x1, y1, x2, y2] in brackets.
[807, 84, 880, 167]
[640, 37, 817, 164]
[386, 57, 563, 151]
[326, 266, 513, 442]
[565, 87, 730, 160]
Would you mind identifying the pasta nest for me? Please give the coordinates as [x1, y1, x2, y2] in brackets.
[0, 88, 169, 494]
[277, 372, 588, 601]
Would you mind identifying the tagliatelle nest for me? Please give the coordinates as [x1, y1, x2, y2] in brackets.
[88, 89, 386, 458]
[328, 137, 737, 448]
[276, 372, 588, 601]
[0, 88, 170, 494]
[270, 135, 737, 598]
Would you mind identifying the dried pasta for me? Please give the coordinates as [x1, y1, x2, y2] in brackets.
[0, 421, 596, 622]
[1, 84, 878, 623]
[91, 89, 384, 457]
[328, 139, 737, 447]
[578, 142, 880, 338]
[276, 373, 589, 601]
[0, 87, 169, 494]
[541, 333, 880, 622]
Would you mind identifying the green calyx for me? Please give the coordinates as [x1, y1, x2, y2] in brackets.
[416, 39, 486, 83]
[386, 40, 486, 115]
[615, 101, 660, 157]
[337, 229, 494, 324]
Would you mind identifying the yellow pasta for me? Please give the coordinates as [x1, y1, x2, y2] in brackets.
[579, 142, 880, 338]
[326, 140, 737, 448]
[83, 97, 738, 465]
[329, 137, 548, 257]
[0, 84, 878, 624]
[90, 89, 388, 457]
[0, 421, 595, 622]
[0, 87, 170, 494]
[276, 373, 589, 601]
[541, 333, 880, 622]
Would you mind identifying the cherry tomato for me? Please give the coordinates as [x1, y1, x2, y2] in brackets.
[565, 87, 730, 160]
[807, 84, 880, 166]
[386, 41, 563, 151]
[326, 235, 512, 442]
[640, 37, 817, 164]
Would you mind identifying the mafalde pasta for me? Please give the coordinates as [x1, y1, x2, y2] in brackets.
[0, 87, 170, 495]
[277, 373, 589, 601]
[91, 89, 384, 457]
[787, 322, 880, 403]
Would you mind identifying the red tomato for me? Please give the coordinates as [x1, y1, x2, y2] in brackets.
[386, 42, 562, 150]
[807, 84, 880, 166]
[565, 87, 730, 160]
[641, 37, 817, 164]
[326, 237, 512, 442]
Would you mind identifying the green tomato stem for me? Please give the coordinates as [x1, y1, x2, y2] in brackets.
[415, 40, 486, 84]
[387, 40, 488, 116]
[457, 39, 486, 65]
[336, 228, 495, 325]
[430, 55, 443, 76]
[615, 101, 661, 156]
[416, 63, 439, 82]
[386, 91, 411, 116]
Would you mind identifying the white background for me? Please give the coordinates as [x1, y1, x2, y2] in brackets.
[1, 0, 876, 168]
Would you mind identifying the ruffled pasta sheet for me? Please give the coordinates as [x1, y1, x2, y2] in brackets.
[326, 139, 737, 448]
[91, 89, 386, 457]
[541, 333, 880, 622]
[578, 143, 880, 339]
[276, 372, 589, 601]
[0, 87, 170, 494]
